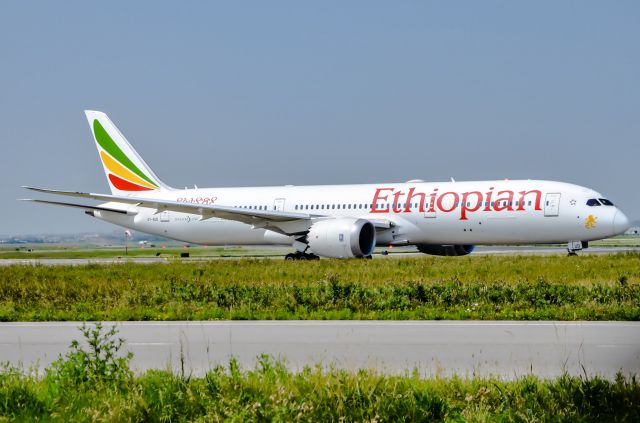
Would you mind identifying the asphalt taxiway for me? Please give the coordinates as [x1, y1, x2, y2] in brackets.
[0, 246, 638, 266]
[2, 321, 638, 379]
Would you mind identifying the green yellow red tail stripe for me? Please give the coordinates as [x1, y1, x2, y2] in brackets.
[93, 119, 159, 191]
[107, 174, 154, 191]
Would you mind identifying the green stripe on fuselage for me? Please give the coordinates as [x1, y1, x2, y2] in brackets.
[93, 120, 158, 187]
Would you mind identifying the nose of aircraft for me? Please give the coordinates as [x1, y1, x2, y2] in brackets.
[612, 209, 631, 235]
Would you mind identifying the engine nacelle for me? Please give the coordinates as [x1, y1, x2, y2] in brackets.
[416, 244, 475, 256]
[308, 218, 376, 258]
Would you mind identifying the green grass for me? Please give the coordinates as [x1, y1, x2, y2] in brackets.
[1, 254, 639, 321]
[1, 324, 638, 422]
[588, 236, 640, 247]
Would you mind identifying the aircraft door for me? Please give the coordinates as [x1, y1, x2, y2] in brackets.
[423, 200, 436, 218]
[544, 193, 561, 216]
[273, 198, 286, 211]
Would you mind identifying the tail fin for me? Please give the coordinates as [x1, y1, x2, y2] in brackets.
[85, 110, 171, 194]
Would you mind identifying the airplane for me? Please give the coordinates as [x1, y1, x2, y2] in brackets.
[22, 111, 631, 259]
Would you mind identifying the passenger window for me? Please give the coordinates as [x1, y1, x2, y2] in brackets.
[586, 199, 601, 206]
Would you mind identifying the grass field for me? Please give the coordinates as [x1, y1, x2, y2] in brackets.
[1, 324, 638, 421]
[1, 254, 638, 321]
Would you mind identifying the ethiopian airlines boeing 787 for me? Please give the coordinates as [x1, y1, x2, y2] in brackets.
[23, 111, 630, 259]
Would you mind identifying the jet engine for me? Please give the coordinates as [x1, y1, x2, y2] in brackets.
[307, 218, 376, 258]
[416, 244, 475, 256]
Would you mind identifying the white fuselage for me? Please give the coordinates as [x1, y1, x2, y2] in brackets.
[92, 179, 629, 247]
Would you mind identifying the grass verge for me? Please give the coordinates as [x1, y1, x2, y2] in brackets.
[1, 254, 639, 321]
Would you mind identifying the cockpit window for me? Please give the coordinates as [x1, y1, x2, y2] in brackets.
[586, 198, 601, 206]
[599, 198, 614, 206]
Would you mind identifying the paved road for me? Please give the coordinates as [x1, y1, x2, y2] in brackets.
[1, 321, 638, 379]
[1, 246, 638, 266]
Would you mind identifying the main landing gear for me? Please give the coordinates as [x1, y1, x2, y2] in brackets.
[285, 251, 320, 260]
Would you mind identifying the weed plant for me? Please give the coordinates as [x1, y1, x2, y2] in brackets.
[0, 254, 638, 321]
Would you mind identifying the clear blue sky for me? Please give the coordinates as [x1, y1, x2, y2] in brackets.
[1, 1, 638, 235]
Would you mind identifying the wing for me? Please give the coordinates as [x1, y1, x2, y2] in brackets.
[23, 186, 395, 236]
[23, 186, 316, 235]
[19, 199, 133, 215]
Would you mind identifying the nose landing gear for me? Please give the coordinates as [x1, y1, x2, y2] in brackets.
[567, 241, 588, 256]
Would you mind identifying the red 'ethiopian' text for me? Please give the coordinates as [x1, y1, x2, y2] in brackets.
[371, 187, 542, 220]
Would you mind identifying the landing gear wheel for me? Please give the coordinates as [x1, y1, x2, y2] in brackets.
[364, 255, 373, 259]
[284, 252, 319, 260]
[567, 241, 583, 257]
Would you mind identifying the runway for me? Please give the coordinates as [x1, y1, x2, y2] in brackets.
[2, 321, 638, 380]
[0, 246, 638, 266]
